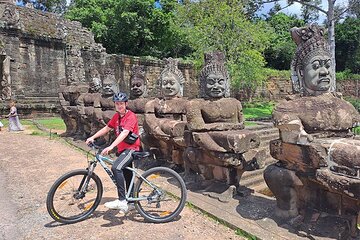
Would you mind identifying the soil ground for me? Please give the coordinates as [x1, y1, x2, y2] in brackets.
[0, 128, 245, 240]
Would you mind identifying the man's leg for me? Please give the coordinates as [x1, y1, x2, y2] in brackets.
[105, 149, 134, 210]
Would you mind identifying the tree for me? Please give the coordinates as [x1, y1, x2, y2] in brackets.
[300, 0, 320, 23]
[264, 13, 304, 70]
[65, 0, 190, 58]
[261, 0, 359, 79]
[17, 0, 68, 14]
[174, 0, 273, 100]
[335, 17, 360, 73]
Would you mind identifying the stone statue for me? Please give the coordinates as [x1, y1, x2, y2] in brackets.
[127, 65, 151, 126]
[0, 55, 11, 100]
[183, 51, 262, 200]
[264, 24, 360, 237]
[75, 69, 102, 139]
[58, 83, 88, 137]
[93, 68, 117, 129]
[143, 58, 188, 165]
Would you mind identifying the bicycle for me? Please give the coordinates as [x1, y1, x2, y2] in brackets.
[46, 143, 187, 224]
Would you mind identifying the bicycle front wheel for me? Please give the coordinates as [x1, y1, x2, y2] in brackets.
[46, 169, 103, 224]
[134, 167, 187, 223]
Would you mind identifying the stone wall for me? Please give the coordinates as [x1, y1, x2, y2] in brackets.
[236, 77, 360, 102]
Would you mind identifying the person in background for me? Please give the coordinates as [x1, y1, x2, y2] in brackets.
[7, 101, 24, 131]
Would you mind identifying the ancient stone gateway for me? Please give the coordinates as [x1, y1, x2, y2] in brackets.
[264, 24, 360, 238]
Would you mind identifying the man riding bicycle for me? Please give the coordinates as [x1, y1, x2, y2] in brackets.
[86, 92, 141, 211]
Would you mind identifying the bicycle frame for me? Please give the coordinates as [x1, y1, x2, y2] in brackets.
[90, 153, 161, 202]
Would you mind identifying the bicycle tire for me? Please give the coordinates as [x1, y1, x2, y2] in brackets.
[46, 169, 103, 224]
[134, 166, 187, 223]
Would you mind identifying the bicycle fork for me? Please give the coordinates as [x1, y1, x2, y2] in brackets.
[76, 163, 97, 199]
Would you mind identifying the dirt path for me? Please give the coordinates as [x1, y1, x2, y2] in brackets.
[0, 129, 244, 240]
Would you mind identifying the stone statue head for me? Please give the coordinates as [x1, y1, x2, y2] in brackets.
[89, 69, 102, 93]
[102, 68, 118, 97]
[159, 58, 184, 98]
[290, 24, 335, 96]
[130, 65, 147, 99]
[199, 51, 230, 99]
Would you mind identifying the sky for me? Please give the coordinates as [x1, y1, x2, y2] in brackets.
[259, 0, 350, 22]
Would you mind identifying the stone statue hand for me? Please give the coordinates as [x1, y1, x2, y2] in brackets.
[297, 130, 313, 144]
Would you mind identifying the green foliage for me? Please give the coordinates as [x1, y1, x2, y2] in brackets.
[174, 0, 272, 96]
[353, 126, 360, 135]
[264, 68, 291, 79]
[345, 97, 360, 112]
[336, 69, 360, 81]
[335, 17, 360, 74]
[66, 0, 191, 58]
[300, 0, 320, 23]
[264, 13, 304, 70]
[242, 101, 275, 120]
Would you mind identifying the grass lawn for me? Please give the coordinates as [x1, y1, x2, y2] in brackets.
[0, 117, 65, 136]
[242, 102, 275, 120]
[35, 117, 66, 131]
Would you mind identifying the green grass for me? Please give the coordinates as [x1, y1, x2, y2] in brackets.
[244, 121, 258, 126]
[353, 126, 360, 135]
[35, 117, 66, 130]
[242, 102, 275, 120]
[0, 117, 65, 137]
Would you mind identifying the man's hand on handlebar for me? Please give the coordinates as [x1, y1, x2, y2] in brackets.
[86, 137, 95, 146]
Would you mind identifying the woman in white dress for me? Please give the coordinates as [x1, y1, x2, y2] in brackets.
[7, 101, 24, 131]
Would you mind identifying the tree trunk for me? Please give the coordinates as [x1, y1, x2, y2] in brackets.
[327, 0, 336, 83]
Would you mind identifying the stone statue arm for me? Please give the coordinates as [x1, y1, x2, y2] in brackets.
[143, 99, 169, 136]
[144, 113, 169, 137]
[93, 108, 106, 126]
[58, 92, 70, 106]
[93, 96, 101, 108]
[237, 100, 244, 126]
[273, 105, 313, 144]
[144, 99, 156, 113]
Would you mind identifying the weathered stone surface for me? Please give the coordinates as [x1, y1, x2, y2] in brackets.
[143, 58, 188, 164]
[184, 52, 263, 187]
[266, 24, 360, 237]
[270, 139, 327, 171]
[273, 93, 360, 134]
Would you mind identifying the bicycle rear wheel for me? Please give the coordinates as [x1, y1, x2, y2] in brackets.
[134, 167, 187, 223]
[46, 169, 103, 224]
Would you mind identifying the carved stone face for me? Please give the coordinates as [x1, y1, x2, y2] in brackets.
[205, 72, 226, 98]
[90, 77, 102, 93]
[301, 55, 333, 95]
[130, 78, 145, 98]
[161, 72, 180, 97]
[102, 82, 114, 97]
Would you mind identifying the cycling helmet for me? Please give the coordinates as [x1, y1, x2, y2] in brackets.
[112, 92, 128, 102]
